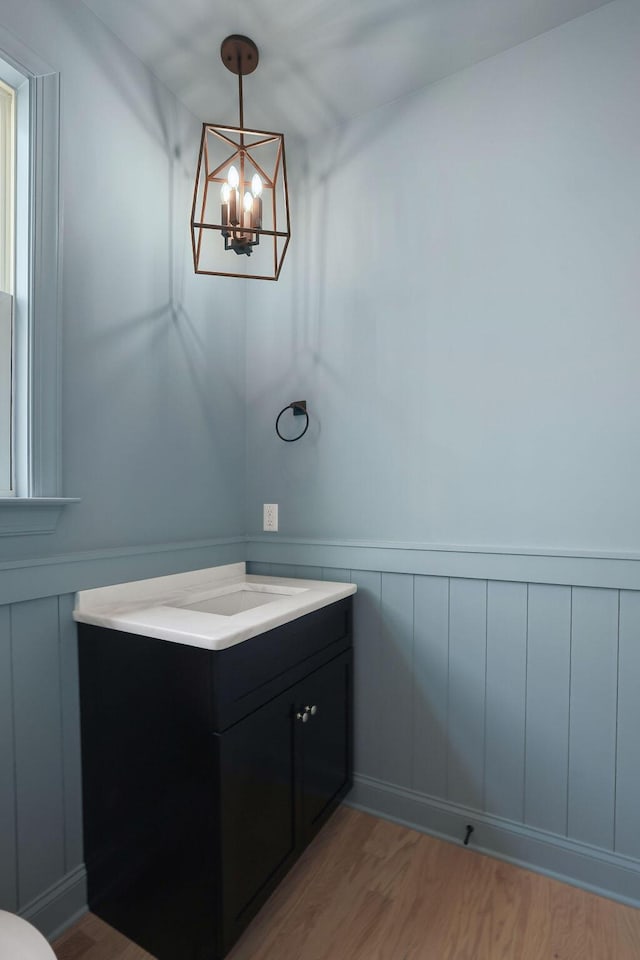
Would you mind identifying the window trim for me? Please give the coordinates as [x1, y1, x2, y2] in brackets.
[0, 77, 14, 296]
[0, 28, 79, 534]
[0, 291, 11, 496]
[0, 77, 15, 496]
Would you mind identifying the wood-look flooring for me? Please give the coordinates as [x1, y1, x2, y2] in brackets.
[52, 807, 640, 960]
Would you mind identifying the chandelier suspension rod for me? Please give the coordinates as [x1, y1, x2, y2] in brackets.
[238, 54, 244, 132]
[238, 51, 245, 209]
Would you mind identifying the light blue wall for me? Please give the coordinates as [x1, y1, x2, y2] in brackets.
[245, 0, 640, 554]
[0, 0, 246, 567]
[0, 0, 247, 936]
[244, 0, 640, 912]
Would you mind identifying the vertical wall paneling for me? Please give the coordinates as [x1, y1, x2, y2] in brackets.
[322, 569, 351, 583]
[412, 576, 449, 798]
[266, 564, 300, 580]
[58, 595, 83, 872]
[484, 581, 528, 820]
[615, 590, 640, 860]
[294, 566, 324, 581]
[447, 578, 487, 810]
[0, 605, 17, 911]
[524, 584, 571, 835]
[247, 563, 274, 578]
[378, 574, 414, 788]
[11, 597, 66, 907]
[351, 571, 382, 780]
[568, 587, 619, 851]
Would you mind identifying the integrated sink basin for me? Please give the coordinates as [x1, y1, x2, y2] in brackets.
[73, 562, 356, 651]
[174, 583, 308, 617]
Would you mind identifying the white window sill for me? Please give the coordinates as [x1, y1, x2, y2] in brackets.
[0, 498, 80, 535]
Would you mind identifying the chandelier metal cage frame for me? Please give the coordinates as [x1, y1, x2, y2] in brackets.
[190, 35, 291, 281]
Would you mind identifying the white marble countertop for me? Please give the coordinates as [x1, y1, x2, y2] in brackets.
[73, 562, 356, 651]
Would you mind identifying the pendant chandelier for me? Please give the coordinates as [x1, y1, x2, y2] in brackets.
[190, 36, 291, 281]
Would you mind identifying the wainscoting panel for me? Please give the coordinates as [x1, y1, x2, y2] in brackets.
[412, 575, 449, 799]
[249, 556, 640, 905]
[351, 570, 383, 782]
[568, 587, 619, 851]
[0, 604, 17, 912]
[484, 580, 528, 823]
[12, 596, 67, 906]
[616, 590, 640, 860]
[59, 594, 84, 873]
[379, 574, 414, 789]
[323, 568, 351, 583]
[524, 583, 571, 836]
[447, 578, 487, 811]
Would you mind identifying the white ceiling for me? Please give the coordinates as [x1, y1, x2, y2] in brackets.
[82, 0, 612, 139]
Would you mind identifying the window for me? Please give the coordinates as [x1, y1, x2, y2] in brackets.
[0, 31, 77, 533]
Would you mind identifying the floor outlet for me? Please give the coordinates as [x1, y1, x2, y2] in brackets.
[263, 504, 278, 532]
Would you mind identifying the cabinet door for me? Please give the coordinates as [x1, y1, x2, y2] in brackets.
[216, 686, 297, 949]
[298, 650, 353, 842]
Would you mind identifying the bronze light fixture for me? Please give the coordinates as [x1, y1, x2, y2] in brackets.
[190, 35, 291, 281]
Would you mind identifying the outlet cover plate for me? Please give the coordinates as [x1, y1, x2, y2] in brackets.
[263, 503, 278, 532]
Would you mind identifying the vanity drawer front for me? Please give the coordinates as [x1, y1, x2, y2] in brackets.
[211, 597, 352, 731]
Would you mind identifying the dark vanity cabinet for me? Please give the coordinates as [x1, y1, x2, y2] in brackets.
[78, 597, 353, 960]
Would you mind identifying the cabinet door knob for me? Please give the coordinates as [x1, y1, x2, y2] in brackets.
[296, 709, 309, 723]
[309, 705, 317, 716]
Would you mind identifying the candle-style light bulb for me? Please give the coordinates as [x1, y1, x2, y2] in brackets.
[226, 166, 239, 225]
[220, 181, 231, 238]
[243, 190, 254, 237]
[251, 174, 263, 231]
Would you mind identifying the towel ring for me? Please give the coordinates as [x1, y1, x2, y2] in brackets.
[276, 401, 309, 442]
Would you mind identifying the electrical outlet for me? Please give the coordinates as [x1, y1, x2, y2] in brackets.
[263, 503, 278, 532]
